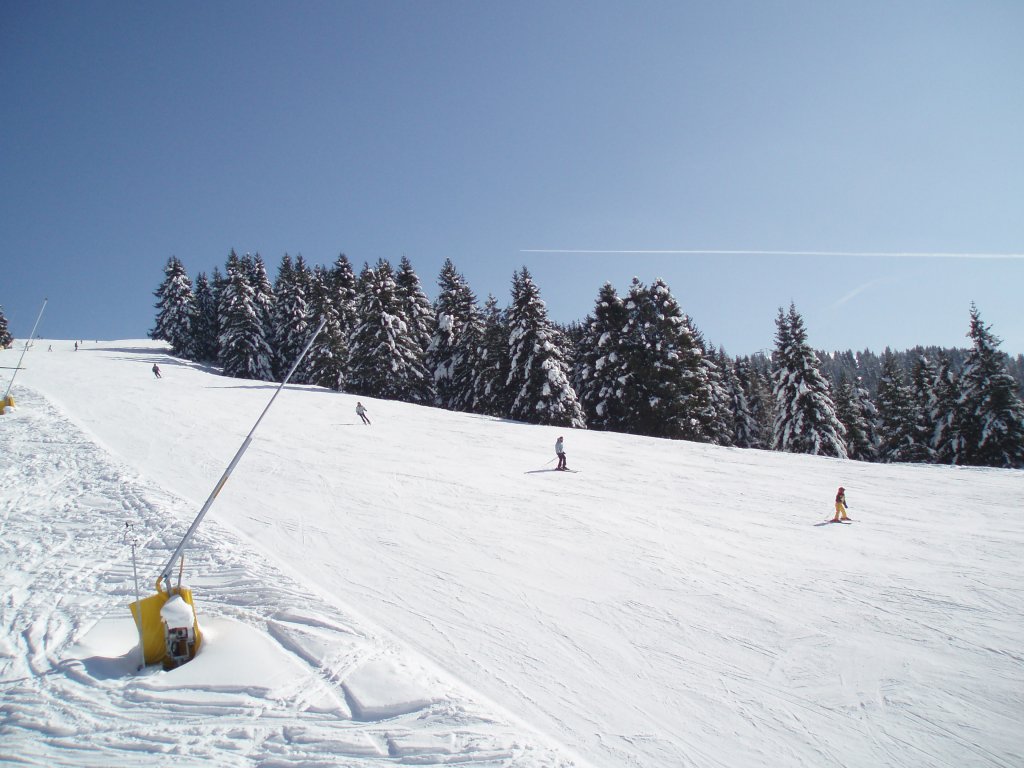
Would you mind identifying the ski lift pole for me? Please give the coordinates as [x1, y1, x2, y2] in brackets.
[156, 318, 326, 592]
[3, 297, 47, 402]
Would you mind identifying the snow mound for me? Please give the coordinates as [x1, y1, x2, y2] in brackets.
[343, 657, 439, 720]
[135, 618, 314, 694]
[160, 594, 196, 627]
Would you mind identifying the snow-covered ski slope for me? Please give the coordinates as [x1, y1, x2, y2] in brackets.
[2, 340, 1022, 768]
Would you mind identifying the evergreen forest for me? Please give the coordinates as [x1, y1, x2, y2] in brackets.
[148, 252, 1024, 469]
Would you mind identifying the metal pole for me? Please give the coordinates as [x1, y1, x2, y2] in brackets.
[3, 298, 47, 402]
[157, 318, 326, 591]
[124, 523, 145, 671]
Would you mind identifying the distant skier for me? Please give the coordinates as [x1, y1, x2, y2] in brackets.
[152, 363, 162, 379]
[356, 401, 371, 425]
[74, 341, 78, 351]
[832, 486, 850, 522]
[555, 436, 568, 471]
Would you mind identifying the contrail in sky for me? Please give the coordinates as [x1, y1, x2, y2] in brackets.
[519, 249, 1024, 259]
[832, 278, 890, 309]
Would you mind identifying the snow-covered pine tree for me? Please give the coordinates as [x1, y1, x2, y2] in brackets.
[663, 290, 716, 442]
[472, 294, 512, 418]
[211, 263, 226, 312]
[325, 253, 359, 380]
[343, 262, 379, 394]
[271, 254, 311, 382]
[190, 272, 219, 363]
[770, 304, 847, 458]
[450, 302, 485, 413]
[151, 256, 196, 357]
[304, 265, 347, 391]
[426, 259, 482, 410]
[270, 255, 293, 373]
[620, 277, 676, 437]
[244, 254, 276, 379]
[558, 321, 585, 387]
[395, 256, 433, 354]
[569, 323, 590, 401]
[853, 376, 881, 460]
[395, 256, 437, 405]
[833, 374, 879, 461]
[929, 351, 963, 463]
[701, 345, 735, 446]
[576, 282, 632, 432]
[348, 260, 431, 402]
[731, 358, 765, 448]
[620, 277, 710, 441]
[426, 259, 461, 407]
[738, 356, 774, 448]
[875, 351, 930, 463]
[330, 254, 359, 341]
[957, 304, 1024, 468]
[716, 352, 750, 448]
[505, 267, 585, 427]
[210, 265, 228, 361]
[218, 251, 274, 381]
[909, 355, 939, 462]
[0, 304, 13, 348]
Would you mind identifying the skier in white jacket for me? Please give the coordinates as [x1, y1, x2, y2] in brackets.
[356, 402, 371, 425]
[555, 436, 567, 471]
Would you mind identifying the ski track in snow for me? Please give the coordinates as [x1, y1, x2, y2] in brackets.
[0, 387, 577, 767]
[3, 340, 1024, 768]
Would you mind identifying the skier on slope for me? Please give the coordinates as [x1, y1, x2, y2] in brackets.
[152, 364, 162, 379]
[832, 486, 850, 522]
[356, 401, 371, 425]
[555, 436, 568, 471]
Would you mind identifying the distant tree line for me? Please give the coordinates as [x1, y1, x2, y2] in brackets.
[151, 252, 1024, 469]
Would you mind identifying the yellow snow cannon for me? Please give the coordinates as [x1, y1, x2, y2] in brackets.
[129, 576, 203, 668]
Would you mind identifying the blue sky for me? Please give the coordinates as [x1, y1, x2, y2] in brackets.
[3, 1, 1022, 356]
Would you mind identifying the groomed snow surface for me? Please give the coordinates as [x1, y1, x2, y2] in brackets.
[2, 340, 1022, 768]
